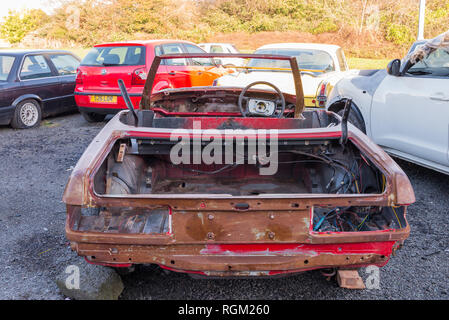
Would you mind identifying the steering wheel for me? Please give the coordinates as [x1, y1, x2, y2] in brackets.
[238, 81, 286, 118]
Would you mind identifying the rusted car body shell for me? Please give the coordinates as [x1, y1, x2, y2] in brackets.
[63, 53, 414, 276]
[63, 112, 414, 276]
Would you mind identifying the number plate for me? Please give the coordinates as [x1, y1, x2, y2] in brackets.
[89, 95, 117, 104]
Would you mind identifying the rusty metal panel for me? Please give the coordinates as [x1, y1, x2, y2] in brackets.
[172, 210, 310, 243]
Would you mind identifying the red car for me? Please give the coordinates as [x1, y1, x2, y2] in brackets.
[75, 40, 229, 122]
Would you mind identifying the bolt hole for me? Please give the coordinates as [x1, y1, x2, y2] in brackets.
[129, 258, 132, 261]
[171, 260, 175, 265]
[91, 256, 96, 259]
[304, 260, 309, 265]
[181, 182, 186, 188]
[228, 265, 232, 270]
[346, 257, 349, 260]
[291, 203, 299, 208]
[112, 258, 116, 261]
[381, 255, 385, 259]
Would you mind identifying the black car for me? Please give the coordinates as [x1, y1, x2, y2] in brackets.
[0, 50, 80, 129]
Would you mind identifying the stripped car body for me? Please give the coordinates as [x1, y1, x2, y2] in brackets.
[63, 53, 415, 278]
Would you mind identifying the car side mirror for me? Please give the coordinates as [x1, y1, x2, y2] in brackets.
[387, 59, 401, 76]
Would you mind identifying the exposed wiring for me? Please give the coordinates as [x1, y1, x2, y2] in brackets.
[391, 206, 403, 229]
[179, 163, 240, 175]
[357, 213, 370, 230]
[313, 209, 336, 231]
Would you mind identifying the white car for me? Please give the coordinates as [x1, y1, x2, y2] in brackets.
[197, 43, 246, 67]
[326, 31, 449, 174]
[213, 43, 352, 108]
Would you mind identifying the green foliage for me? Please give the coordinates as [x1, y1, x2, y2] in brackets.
[386, 23, 415, 45]
[0, 9, 49, 43]
[310, 19, 339, 35]
[3, 0, 449, 58]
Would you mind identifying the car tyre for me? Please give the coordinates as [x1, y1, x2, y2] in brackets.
[11, 99, 42, 129]
[337, 106, 366, 133]
[81, 111, 106, 123]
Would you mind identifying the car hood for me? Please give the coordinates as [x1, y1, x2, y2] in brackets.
[215, 71, 324, 97]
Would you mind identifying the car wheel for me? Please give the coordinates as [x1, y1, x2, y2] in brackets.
[81, 111, 106, 123]
[337, 106, 366, 133]
[11, 99, 42, 129]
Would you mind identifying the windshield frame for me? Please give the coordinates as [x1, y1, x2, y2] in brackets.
[141, 53, 305, 117]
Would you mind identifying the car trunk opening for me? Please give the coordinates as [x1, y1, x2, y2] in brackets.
[85, 117, 406, 235]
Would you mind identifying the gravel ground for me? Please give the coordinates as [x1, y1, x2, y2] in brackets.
[0, 112, 447, 300]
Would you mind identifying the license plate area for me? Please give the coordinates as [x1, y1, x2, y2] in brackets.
[89, 95, 117, 104]
[173, 210, 310, 243]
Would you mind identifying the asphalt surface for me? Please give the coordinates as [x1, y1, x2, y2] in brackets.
[0, 112, 447, 300]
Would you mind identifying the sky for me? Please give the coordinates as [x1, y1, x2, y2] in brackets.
[0, 0, 57, 19]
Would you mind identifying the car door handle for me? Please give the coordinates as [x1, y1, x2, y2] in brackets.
[168, 71, 176, 75]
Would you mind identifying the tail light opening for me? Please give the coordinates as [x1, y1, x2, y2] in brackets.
[311, 205, 407, 233]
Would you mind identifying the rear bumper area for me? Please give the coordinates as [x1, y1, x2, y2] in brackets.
[73, 242, 394, 276]
[75, 92, 142, 112]
[66, 205, 408, 276]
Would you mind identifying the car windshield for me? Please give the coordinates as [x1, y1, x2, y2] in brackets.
[408, 47, 449, 76]
[0, 55, 15, 81]
[81, 45, 146, 66]
[247, 48, 334, 74]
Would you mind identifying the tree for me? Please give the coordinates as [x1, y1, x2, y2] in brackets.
[0, 9, 49, 44]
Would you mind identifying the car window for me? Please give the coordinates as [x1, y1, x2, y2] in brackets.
[0, 55, 15, 81]
[161, 43, 187, 66]
[81, 46, 145, 66]
[210, 45, 224, 53]
[225, 46, 234, 53]
[248, 49, 335, 74]
[184, 43, 214, 66]
[20, 55, 53, 80]
[408, 48, 449, 76]
[49, 54, 80, 75]
[230, 44, 239, 53]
